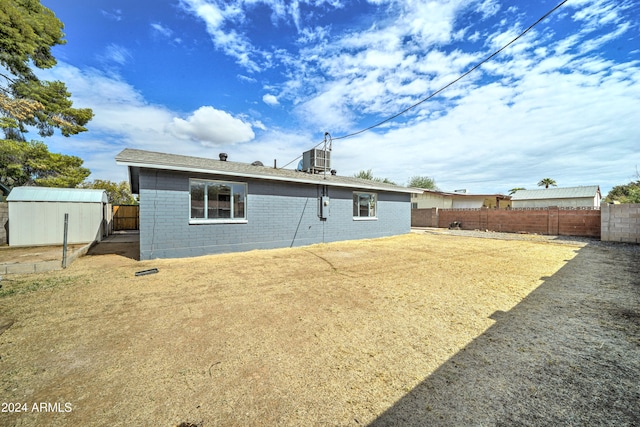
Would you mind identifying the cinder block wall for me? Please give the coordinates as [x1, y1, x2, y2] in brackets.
[601, 203, 640, 243]
[411, 207, 438, 227]
[138, 169, 411, 259]
[0, 202, 7, 245]
[558, 209, 601, 237]
[411, 207, 601, 237]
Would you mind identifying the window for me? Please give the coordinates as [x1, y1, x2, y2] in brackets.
[190, 179, 247, 222]
[353, 192, 377, 219]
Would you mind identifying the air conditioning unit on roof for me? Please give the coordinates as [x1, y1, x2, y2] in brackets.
[301, 149, 331, 173]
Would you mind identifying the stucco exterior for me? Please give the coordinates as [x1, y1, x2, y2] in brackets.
[137, 169, 411, 260]
[411, 190, 509, 209]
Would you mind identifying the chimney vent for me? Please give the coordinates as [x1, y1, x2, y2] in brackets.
[219, 153, 228, 161]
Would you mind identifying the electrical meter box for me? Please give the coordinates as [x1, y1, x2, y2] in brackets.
[320, 196, 330, 219]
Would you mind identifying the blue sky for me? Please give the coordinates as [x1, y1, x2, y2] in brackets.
[37, 0, 639, 195]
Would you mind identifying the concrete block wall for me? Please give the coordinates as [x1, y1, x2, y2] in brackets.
[0, 202, 7, 245]
[411, 207, 438, 227]
[558, 208, 600, 237]
[138, 169, 411, 259]
[411, 207, 601, 237]
[487, 209, 550, 234]
[601, 203, 640, 243]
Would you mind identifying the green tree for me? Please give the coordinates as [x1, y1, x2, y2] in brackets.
[509, 187, 526, 195]
[408, 176, 438, 190]
[353, 169, 396, 185]
[0, 0, 93, 139]
[605, 175, 640, 204]
[0, 139, 89, 187]
[80, 179, 136, 205]
[537, 178, 557, 189]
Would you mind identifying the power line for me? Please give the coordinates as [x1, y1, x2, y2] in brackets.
[279, 0, 570, 169]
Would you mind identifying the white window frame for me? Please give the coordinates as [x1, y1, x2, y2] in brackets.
[353, 192, 378, 221]
[189, 179, 248, 224]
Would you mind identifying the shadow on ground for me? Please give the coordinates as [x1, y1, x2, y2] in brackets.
[86, 230, 140, 261]
[370, 243, 640, 426]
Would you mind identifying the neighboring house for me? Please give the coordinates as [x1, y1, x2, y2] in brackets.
[7, 186, 109, 246]
[411, 189, 510, 209]
[511, 186, 601, 208]
[115, 148, 420, 260]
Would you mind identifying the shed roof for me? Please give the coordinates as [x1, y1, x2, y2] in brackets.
[7, 186, 108, 203]
[116, 148, 421, 194]
[511, 186, 600, 201]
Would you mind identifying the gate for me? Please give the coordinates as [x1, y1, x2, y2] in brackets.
[113, 205, 139, 230]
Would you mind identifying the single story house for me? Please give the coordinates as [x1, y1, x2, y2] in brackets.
[411, 189, 510, 209]
[7, 186, 109, 246]
[115, 148, 421, 260]
[511, 186, 601, 208]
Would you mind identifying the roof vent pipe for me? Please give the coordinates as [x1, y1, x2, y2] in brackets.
[219, 153, 228, 161]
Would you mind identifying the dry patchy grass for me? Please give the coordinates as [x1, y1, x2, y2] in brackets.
[0, 233, 637, 426]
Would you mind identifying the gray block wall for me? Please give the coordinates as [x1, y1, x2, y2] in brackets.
[601, 203, 640, 243]
[138, 169, 411, 259]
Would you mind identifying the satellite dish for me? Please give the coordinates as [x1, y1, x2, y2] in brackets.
[251, 161, 264, 166]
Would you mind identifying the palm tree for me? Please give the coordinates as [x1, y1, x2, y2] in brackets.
[537, 178, 557, 189]
[508, 187, 526, 195]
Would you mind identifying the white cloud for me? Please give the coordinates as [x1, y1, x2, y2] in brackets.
[97, 44, 132, 66]
[151, 23, 173, 38]
[262, 94, 279, 106]
[178, 0, 264, 71]
[32, 0, 640, 195]
[35, 63, 263, 181]
[477, 0, 500, 19]
[167, 106, 255, 145]
[237, 74, 257, 83]
[100, 9, 122, 21]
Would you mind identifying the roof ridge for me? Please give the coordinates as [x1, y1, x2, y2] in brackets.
[116, 148, 421, 194]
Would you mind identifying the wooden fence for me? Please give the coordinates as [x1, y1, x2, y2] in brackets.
[112, 205, 139, 230]
[0, 202, 7, 245]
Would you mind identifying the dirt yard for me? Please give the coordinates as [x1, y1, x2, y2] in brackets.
[0, 232, 638, 426]
[0, 244, 87, 265]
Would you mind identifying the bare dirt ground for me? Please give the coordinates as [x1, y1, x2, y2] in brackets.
[0, 232, 638, 426]
[0, 244, 87, 265]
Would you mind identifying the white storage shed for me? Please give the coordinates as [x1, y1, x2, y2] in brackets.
[7, 187, 109, 247]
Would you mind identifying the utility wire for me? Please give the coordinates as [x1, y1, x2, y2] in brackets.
[279, 0, 570, 169]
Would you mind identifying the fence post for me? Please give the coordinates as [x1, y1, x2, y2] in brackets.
[62, 213, 69, 268]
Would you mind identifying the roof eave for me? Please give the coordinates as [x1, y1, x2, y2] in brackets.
[116, 159, 421, 194]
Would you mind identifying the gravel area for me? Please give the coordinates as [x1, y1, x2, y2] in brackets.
[412, 227, 640, 251]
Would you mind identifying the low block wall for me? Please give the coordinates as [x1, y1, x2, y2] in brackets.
[0, 203, 7, 245]
[412, 207, 601, 237]
[601, 203, 640, 243]
[411, 207, 439, 227]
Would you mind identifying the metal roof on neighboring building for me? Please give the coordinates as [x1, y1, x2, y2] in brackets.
[419, 189, 509, 198]
[115, 148, 422, 194]
[6, 186, 108, 203]
[511, 186, 600, 201]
